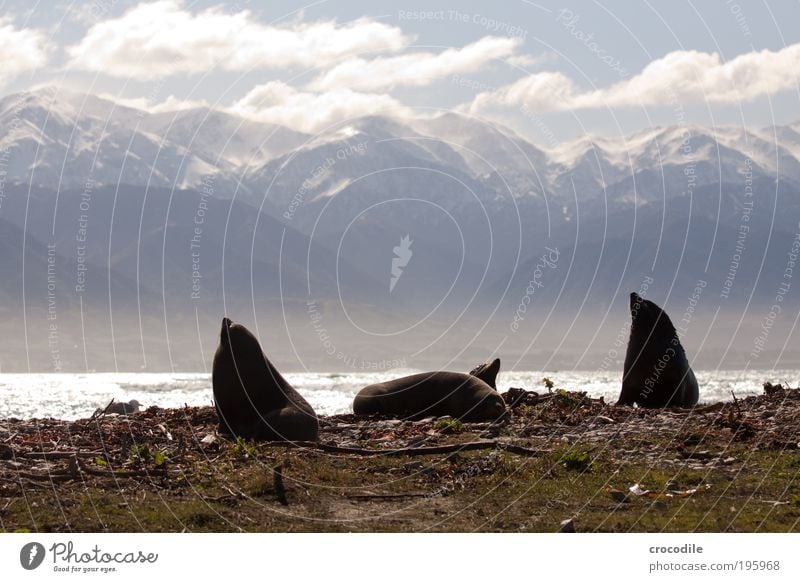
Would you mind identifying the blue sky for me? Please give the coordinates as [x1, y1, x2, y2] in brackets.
[1, 0, 799, 143]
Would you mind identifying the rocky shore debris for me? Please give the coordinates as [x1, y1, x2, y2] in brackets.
[1, 381, 799, 529]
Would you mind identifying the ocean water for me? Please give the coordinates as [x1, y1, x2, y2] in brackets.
[0, 369, 792, 421]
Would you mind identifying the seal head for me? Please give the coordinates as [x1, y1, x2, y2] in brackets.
[468, 358, 501, 390]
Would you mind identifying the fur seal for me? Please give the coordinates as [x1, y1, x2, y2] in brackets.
[213, 317, 319, 441]
[353, 359, 506, 421]
[617, 293, 699, 408]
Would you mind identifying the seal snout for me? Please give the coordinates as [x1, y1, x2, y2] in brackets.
[485, 393, 509, 421]
[469, 358, 502, 389]
[629, 292, 643, 314]
[220, 317, 233, 344]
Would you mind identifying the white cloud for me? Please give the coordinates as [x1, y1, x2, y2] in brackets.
[308, 36, 520, 92]
[228, 82, 412, 133]
[0, 18, 49, 84]
[99, 93, 209, 113]
[505, 54, 547, 68]
[468, 71, 577, 114]
[468, 44, 800, 115]
[67, 0, 412, 79]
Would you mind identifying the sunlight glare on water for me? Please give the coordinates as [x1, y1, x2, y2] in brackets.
[0, 369, 790, 420]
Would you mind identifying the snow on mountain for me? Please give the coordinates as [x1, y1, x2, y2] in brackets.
[4, 87, 800, 204]
[0, 87, 233, 190]
[408, 112, 551, 199]
[139, 107, 309, 168]
[0, 88, 307, 192]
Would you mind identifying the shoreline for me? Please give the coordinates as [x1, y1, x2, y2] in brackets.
[1, 367, 789, 422]
[1, 384, 799, 532]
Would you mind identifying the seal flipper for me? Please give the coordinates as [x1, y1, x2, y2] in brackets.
[615, 389, 636, 406]
[249, 407, 319, 442]
[653, 350, 695, 407]
[676, 367, 699, 407]
[616, 370, 639, 405]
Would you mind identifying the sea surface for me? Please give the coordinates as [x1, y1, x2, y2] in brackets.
[0, 369, 793, 421]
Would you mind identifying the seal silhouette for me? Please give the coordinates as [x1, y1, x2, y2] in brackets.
[617, 293, 699, 408]
[213, 317, 319, 441]
[353, 359, 506, 421]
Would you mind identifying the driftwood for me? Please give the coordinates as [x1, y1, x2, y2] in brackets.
[77, 459, 168, 479]
[347, 492, 429, 500]
[265, 440, 544, 457]
[88, 399, 117, 421]
[0, 477, 52, 489]
[272, 464, 288, 506]
[662, 402, 726, 415]
[22, 450, 103, 459]
[4, 441, 544, 480]
[9, 472, 77, 483]
[731, 391, 743, 417]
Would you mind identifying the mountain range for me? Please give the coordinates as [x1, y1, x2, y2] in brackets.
[2, 87, 800, 372]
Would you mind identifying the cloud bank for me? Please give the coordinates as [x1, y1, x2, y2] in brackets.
[67, 0, 412, 79]
[308, 36, 520, 92]
[0, 18, 49, 85]
[468, 44, 800, 115]
[228, 82, 413, 133]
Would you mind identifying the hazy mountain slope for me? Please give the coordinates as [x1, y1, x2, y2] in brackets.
[3, 87, 800, 370]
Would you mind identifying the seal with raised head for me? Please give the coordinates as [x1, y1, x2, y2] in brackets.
[213, 317, 319, 441]
[353, 359, 506, 421]
[617, 293, 699, 408]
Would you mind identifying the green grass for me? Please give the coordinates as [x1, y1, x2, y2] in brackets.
[434, 418, 465, 434]
[3, 441, 798, 532]
[560, 450, 592, 472]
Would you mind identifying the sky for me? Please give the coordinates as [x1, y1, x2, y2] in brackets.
[1, 0, 799, 144]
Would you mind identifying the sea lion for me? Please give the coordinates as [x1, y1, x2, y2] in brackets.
[353, 362, 506, 421]
[468, 358, 501, 389]
[213, 317, 319, 441]
[617, 293, 699, 408]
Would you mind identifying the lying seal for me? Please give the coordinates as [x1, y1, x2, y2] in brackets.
[213, 317, 319, 441]
[617, 293, 699, 408]
[468, 358, 501, 389]
[353, 360, 506, 421]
